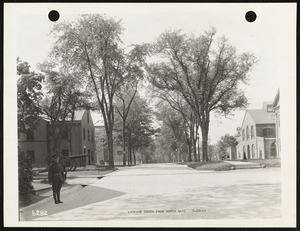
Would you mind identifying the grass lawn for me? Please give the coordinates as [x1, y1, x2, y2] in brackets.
[185, 161, 235, 171]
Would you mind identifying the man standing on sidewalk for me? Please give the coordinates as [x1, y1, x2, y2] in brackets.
[48, 154, 65, 204]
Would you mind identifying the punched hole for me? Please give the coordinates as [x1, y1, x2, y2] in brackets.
[245, 11, 257, 23]
[48, 10, 60, 22]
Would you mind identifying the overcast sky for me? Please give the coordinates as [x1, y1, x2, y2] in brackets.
[9, 3, 296, 143]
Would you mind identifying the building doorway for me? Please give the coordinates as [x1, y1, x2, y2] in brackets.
[247, 145, 250, 159]
[259, 150, 262, 159]
[251, 144, 255, 159]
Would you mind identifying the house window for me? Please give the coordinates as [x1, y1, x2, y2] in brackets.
[83, 128, 86, 140]
[27, 130, 34, 140]
[251, 126, 254, 139]
[246, 126, 249, 140]
[27, 150, 35, 161]
[91, 151, 94, 161]
[88, 130, 90, 142]
[92, 131, 94, 143]
[263, 128, 273, 136]
[87, 112, 90, 124]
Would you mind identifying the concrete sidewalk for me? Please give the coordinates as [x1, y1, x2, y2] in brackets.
[20, 185, 125, 221]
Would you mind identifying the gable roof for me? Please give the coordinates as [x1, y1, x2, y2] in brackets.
[73, 110, 85, 121]
[94, 120, 105, 126]
[247, 109, 275, 124]
[91, 111, 104, 126]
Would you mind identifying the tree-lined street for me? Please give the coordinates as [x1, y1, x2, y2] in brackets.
[21, 164, 281, 221]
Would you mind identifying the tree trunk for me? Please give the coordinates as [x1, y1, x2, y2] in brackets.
[187, 138, 192, 162]
[107, 128, 114, 169]
[197, 134, 201, 162]
[133, 148, 136, 165]
[201, 124, 209, 162]
[128, 133, 132, 165]
[184, 124, 192, 162]
[127, 146, 130, 166]
[193, 127, 198, 162]
[193, 140, 198, 162]
[122, 120, 126, 166]
[190, 125, 198, 162]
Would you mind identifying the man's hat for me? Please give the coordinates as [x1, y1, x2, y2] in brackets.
[52, 154, 59, 158]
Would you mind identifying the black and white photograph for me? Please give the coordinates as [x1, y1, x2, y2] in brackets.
[4, 3, 296, 227]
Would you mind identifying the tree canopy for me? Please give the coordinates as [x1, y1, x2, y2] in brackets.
[216, 134, 238, 160]
[17, 58, 44, 135]
[50, 14, 149, 168]
[148, 28, 257, 161]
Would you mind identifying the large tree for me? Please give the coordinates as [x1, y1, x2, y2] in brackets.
[114, 44, 148, 166]
[38, 62, 90, 161]
[155, 102, 187, 162]
[17, 58, 43, 196]
[125, 94, 156, 165]
[152, 89, 199, 162]
[148, 28, 257, 161]
[50, 14, 144, 168]
[17, 58, 44, 135]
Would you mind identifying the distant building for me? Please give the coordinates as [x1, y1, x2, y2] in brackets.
[236, 102, 277, 160]
[272, 89, 281, 158]
[94, 123, 107, 164]
[18, 109, 96, 168]
[94, 122, 124, 166]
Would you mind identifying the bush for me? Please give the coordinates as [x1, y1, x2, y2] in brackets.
[18, 149, 34, 195]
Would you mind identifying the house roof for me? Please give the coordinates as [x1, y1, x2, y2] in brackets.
[94, 120, 105, 126]
[91, 111, 104, 126]
[247, 109, 275, 124]
[73, 110, 85, 121]
[272, 89, 280, 108]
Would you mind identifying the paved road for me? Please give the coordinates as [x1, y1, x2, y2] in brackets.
[27, 163, 281, 221]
